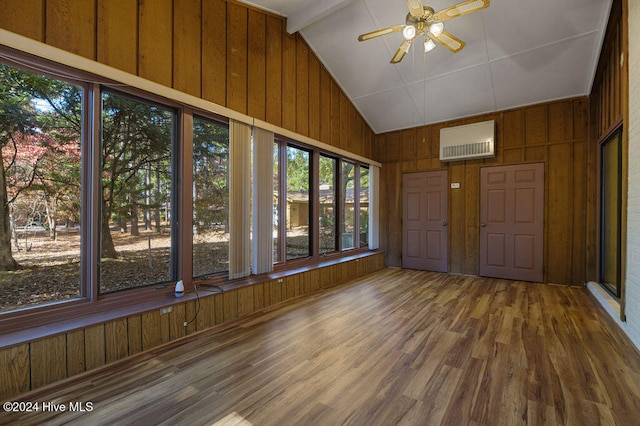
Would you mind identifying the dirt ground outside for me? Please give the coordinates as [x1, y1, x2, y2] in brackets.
[0, 227, 229, 312]
[0, 226, 315, 312]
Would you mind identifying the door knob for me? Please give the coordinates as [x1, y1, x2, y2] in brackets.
[480, 223, 486, 227]
[442, 221, 448, 226]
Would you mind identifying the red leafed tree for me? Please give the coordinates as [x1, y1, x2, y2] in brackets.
[3, 132, 81, 241]
[0, 63, 82, 270]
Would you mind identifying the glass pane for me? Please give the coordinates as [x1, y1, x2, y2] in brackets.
[0, 64, 83, 311]
[286, 145, 310, 260]
[600, 130, 621, 296]
[192, 117, 229, 277]
[341, 161, 355, 249]
[273, 142, 279, 263]
[319, 156, 337, 254]
[100, 92, 175, 293]
[360, 166, 369, 248]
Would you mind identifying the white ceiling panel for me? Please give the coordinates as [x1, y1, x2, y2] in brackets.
[301, 1, 372, 52]
[362, 0, 414, 31]
[240, 0, 613, 134]
[406, 64, 496, 126]
[316, 39, 406, 98]
[491, 33, 600, 110]
[484, 0, 610, 60]
[353, 88, 421, 133]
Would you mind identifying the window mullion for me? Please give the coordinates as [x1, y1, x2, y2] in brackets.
[179, 109, 193, 286]
[311, 150, 320, 258]
[337, 159, 343, 251]
[354, 164, 361, 249]
[278, 142, 287, 263]
[86, 84, 101, 302]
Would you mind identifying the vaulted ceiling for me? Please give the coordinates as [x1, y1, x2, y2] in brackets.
[239, 0, 613, 134]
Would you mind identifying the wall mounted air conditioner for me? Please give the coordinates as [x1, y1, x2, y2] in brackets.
[439, 120, 495, 161]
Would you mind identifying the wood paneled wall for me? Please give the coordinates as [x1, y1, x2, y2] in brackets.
[374, 98, 591, 286]
[0, 0, 374, 159]
[591, 0, 626, 140]
[0, 0, 382, 402]
[588, 0, 628, 313]
[0, 253, 385, 401]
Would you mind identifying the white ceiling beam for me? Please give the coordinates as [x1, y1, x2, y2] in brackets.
[286, 0, 358, 34]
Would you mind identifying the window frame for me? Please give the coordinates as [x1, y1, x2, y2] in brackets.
[0, 55, 91, 311]
[0, 51, 192, 332]
[191, 113, 231, 280]
[359, 165, 369, 249]
[98, 87, 180, 294]
[272, 136, 372, 268]
[598, 125, 623, 298]
[0, 44, 377, 338]
[319, 154, 338, 255]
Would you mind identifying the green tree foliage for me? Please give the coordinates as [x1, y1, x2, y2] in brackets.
[286, 146, 310, 192]
[192, 118, 229, 234]
[0, 64, 81, 270]
[100, 92, 174, 258]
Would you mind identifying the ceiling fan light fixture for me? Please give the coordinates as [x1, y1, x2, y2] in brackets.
[402, 24, 417, 41]
[424, 38, 437, 52]
[429, 22, 444, 37]
[357, 0, 489, 64]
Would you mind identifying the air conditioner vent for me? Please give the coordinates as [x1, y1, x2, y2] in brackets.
[440, 120, 495, 161]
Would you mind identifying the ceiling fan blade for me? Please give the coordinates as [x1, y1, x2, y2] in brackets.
[391, 39, 413, 64]
[433, 0, 490, 22]
[358, 25, 404, 42]
[432, 31, 465, 53]
[406, 0, 425, 18]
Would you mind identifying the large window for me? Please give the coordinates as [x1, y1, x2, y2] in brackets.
[341, 161, 356, 250]
[0, 63, 83, 312]
[100, 91, 176, 293]
[192, 117, 229, 278]
[272, 142, 372, 262]
[0, 48, 377, 323]
[360, 166, 369, 248]
[286, 145, 311, 260]
[600, 128, 622, 297]
[319, 155, 337, 254]
[273, 142, 280, 263]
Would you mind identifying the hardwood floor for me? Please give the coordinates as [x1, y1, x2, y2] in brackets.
[2, 269, 640, 425]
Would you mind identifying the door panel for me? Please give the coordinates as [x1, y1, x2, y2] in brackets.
[480, 163, 544, 282]
[406, 230, 421, 258]
[426, 230, 442, 259]
[402, 171, 448, 272]
[487, 234, 505, 266]
[406, 192, 421, 221]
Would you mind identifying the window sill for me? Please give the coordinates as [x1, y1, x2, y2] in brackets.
[0, 250, 381, 349]
[586, 281, 622, 323]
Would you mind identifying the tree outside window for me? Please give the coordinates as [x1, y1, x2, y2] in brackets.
[0, 63, 83, 311]
[360, 166, 369, 248]
[99, 91, 175, 293]
[341, 161, 355, 250]
[192, 117, 229, 278]
[286, 145, 311, 260]
[319, 155, 337, 254]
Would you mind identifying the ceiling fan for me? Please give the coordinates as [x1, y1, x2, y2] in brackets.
[358, 0, 490, 64]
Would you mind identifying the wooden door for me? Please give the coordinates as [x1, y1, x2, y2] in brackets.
[402, 171, 448, 272]
[479, 163, 544, 282]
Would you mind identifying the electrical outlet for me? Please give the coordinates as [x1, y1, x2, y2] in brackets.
[278, 279, 284, 283]
[160, 306, 173, 316]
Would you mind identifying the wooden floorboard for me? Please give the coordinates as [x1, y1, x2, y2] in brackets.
[2, 269, 640, 425]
